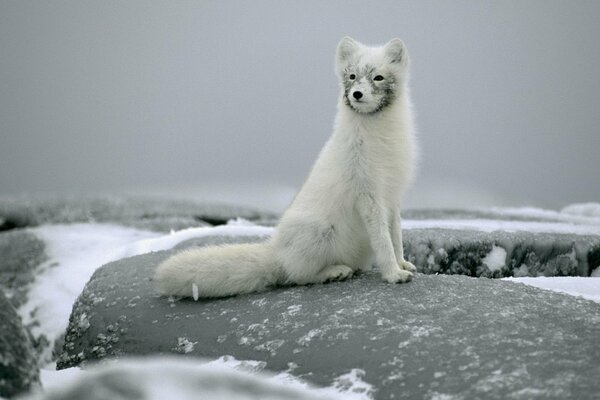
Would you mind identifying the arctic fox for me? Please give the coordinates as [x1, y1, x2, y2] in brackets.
[155, 37, 418, 298]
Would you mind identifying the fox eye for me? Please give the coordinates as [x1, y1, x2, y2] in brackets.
[373, 75, 384, 81]
[349, 74, 356, 80]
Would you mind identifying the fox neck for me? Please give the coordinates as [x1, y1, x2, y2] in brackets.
[335, 90, 411, 140]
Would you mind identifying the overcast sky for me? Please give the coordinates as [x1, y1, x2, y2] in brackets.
[1, 1, 599, 211]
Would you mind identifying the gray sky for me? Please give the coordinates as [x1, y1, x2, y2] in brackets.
[1, 1, 599, 211]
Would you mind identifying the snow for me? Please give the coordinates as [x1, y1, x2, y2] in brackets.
[39, 363, 83, 393]
[125, 222, 274, 255]
[560, 202, 600, 218]
[19, 224, 161, 364]
[403, 218, 600, 236]
[481, 245, 507, 272]
[19, 221, 276, 365]
[174, 337, 197, 354]
[503, 277, 600, 304]
[192, 283, 199, 301]
[36, 356, 373, 400]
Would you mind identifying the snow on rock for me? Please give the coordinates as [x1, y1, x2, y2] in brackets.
[18, 224, 161, 365]
[174, 337, 196, 354]
[0, 290, 40, 398]
[481, 245, 507, 272]
[25, 356, 349, 400]
[561, 202, 600, 218]
[504, 277, 600, 304]
[11, 220, 273, 367]
[57, 235, 600, 399]
[6, 203, 600, 378]
[123, 223, 273, 255]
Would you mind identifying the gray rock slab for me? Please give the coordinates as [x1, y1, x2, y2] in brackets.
[0, 290, 40, 398]
[58, 237, 600, 399]
[0, 230, 46, 308]
[0, 195, 278, 232]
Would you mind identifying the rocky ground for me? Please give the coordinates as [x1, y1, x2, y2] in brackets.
[1, 195, 599, 399]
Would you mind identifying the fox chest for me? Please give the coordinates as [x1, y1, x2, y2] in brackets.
[342, 135, 406, 195]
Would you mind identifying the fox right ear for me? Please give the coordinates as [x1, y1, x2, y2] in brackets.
[384, 38, 408, 67]
[336, 37, 359, 73]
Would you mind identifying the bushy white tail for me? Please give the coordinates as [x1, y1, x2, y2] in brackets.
[154, 242, 282, 298]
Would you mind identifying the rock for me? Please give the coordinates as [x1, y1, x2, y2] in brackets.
[402, 208, 600, 277]
[404, 229, 600, 278]
[0, 195, 278, 233]
[0, 230, 46, 308]
[57, 236, 600, 399]
[24, 357, 344, 400]
[0, 290, 40, 398]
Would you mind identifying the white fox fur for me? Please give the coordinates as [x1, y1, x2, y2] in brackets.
[155, 37, 418, 298]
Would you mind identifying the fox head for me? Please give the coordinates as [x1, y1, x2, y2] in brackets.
[336, 37, 409, 115]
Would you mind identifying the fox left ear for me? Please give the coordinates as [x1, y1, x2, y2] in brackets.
[336, 36, 360, 65]
[384, 38, 408, 66]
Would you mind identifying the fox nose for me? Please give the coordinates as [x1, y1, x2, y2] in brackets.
[352, 91, 363, 100]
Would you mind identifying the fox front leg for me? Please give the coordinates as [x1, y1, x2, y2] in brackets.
[390, 208, 417, 273]
[357, 193, 413, 283]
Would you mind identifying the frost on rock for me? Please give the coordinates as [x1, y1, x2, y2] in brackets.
[331, 369, 375, 399]
[174, 337, 196, 354]
[57, 235, 600, 399]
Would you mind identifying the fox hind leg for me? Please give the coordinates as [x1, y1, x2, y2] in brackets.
[316, 264, 354, 283]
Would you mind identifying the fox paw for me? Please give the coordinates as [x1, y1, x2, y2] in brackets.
[399, 260, 417, 273]
[382, 268, 413, 284]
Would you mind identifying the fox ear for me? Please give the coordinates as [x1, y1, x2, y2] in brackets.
[336, 36, 359, 71]
[384, 38, 408, 66]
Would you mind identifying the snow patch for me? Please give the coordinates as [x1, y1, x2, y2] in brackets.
[124, 223, 274, 255]
[20, 224, 160, 364]
[19, 221, 274, 366]
[33, 356, 374, 400]
[504, 277, 600, 304]
[192, 283, 199, 301]
[482, 245, 507, 272]
[39, 364, 84, 393]
[331, 369, 375, 399]
[174, 337, 196, 354]
[403, 219, 600, 236]
[298, 328, 322, 346]
[286, 304, 303, 316]
[561, 202, 600, 218]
